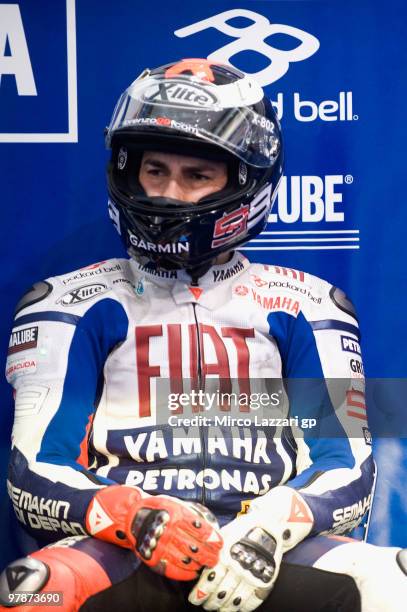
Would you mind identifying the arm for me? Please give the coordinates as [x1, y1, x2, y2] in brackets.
[6, 281, 127, 541]
[6, 273, 222, 579]
[190, 277, 374, 609]
[268, 282, 374, 536]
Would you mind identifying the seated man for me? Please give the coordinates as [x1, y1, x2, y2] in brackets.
[1, 59, 406, 611]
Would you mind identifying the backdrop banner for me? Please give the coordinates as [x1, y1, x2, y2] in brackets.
[1, 0, 406, 567]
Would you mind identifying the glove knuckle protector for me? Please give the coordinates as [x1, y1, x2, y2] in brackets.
[230, 527, 277, 584]
[86, 486, 222, 580]
[190, 487, 314, 611]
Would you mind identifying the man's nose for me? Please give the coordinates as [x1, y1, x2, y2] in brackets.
[161, 180, 191, 202]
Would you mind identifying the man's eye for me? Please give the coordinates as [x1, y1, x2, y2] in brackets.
[147, 168, 162, 176]
[191, 173, 210, 181]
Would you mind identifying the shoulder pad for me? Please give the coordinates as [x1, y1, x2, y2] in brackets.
[329, 286, 357, 321]
[397, 549, 407, 576]
[15, 281, 53, 316]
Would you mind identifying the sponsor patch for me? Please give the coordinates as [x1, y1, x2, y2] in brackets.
[346, 389, 367, 421]
[14, 384, 49, 418]
[142, 80, 218, 108]
[349, 358, 364, 377]
[212, 206, 249, 248]
[135, 280, 145, 296]
[8, 327, 38, 355]
[213, 260, 244, 282]
[288, 494, 313, 524]
[57, 283, 109, 306]
[61, 263, 122, 285]
[129, 233, 190, 254]
[332, 494, 371, 530]
[341, 335, 361, 355]
[137, 263, 178, 279]
[234, 285, 249, 296]
[112, 277, 133, 286]
[251, 289, 300, 315]
[125, 116, 199, 135]
[7, 482, 86, 537]
[237, 500, 252, 516]
[250, 274, 268, 288]
[263, 265, 305, 282]
[87, 498, 114, 534]
[188, 286, 203, 300]
[6, 358, 37, 381]
[268, 279, 321, 303]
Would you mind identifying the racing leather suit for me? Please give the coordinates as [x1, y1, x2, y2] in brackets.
[3, 252, 406, 611]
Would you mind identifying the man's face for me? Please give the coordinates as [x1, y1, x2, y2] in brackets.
[139, 151, 228, 203]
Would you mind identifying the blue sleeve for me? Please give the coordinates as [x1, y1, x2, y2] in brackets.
[268, 309, 374, 535]
[7, 298, 129, 543]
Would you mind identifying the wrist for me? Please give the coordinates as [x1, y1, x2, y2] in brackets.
[249, 486, 314, 551]
[86, 485, 147, 548]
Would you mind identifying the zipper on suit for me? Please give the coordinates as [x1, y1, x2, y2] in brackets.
[192, 302, 207, 506]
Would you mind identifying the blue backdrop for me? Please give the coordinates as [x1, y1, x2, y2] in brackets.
[1, 0, 406, 568]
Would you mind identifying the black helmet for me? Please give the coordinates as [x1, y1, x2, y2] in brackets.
[106, 58, 283, 279]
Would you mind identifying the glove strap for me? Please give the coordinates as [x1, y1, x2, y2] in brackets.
[250, 486, 314, 552]
[85, 485, 144, 548]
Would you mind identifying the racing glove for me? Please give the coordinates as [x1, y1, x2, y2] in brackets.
[85, 485, 223, 580]
[189, 486, 313, 611]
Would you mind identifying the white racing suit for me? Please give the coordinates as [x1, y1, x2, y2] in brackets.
[2, 252, 406, 610]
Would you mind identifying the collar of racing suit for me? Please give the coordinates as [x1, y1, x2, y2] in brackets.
[128, 251, 251, 311]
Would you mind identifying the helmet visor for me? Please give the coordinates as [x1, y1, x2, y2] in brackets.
[105, 74, 280, 168]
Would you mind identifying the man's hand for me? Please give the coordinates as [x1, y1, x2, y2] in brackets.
[189, 487, 313, 611]
[189, 512, 282, 611]
[86, 485, 223, 580]
[131, 496, 223, 580]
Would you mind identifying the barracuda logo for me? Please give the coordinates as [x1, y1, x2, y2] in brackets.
[128, 233, 190, 254]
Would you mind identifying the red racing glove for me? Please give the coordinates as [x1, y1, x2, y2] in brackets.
[86, 485, 223, 580]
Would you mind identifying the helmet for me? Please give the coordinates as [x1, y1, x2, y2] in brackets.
[106, 58, 283, 278]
